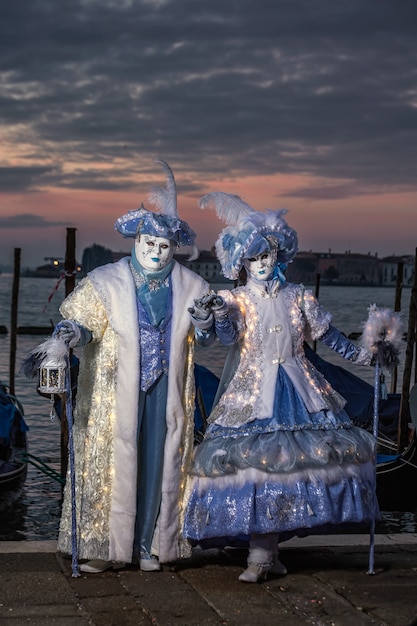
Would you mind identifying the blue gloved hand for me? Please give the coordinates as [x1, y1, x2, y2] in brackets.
[210, 295, 229, 319]
[320, 325, 373, 366]
[53, 320, 82, 348]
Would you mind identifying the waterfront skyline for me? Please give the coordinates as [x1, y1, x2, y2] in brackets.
[1, 1, 417, 269]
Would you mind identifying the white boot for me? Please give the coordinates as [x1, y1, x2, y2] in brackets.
[239, 562, 271, 583]
[139, 555, 161, 571]
[238, 533, 273, 584]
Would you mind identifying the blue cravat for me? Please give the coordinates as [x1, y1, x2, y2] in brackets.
[130, 246, 172, 327]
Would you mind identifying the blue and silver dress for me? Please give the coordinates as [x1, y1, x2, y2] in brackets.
[184, 278, 378, 543]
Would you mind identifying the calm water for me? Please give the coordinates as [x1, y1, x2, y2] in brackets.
[0, 275, 415, 539]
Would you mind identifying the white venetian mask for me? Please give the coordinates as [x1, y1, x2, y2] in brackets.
[243, 250, 275, 281]
[135, 235, 174, 271]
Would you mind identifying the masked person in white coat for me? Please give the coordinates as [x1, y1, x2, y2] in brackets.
[184, 192, 378, 583]
[55, 161, 210, 573]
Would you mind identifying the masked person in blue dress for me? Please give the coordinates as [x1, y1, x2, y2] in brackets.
[55, 161, 210, 573]
[184, 192, 378, 583]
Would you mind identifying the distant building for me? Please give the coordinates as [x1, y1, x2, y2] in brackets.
[286, 252, 321, 284]
[31, 261, 65, 278]
[288, 250, 415, 287]
[72, 244, 416, 287]
[175, 249, 231, 283]
[380, 255, 415, 287]
[26, 257, 82, 279]
[323, 251, 380, 285]
[81, 244, 113, 275]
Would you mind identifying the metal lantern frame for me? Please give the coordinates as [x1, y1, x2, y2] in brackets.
[39, 361, 67, 395]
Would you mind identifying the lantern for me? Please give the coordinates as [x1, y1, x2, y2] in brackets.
[36, 337, 68, 420]
[39, 358, 66, 394]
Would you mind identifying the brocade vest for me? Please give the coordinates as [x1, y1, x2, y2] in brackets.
[137, 291, 172, 392]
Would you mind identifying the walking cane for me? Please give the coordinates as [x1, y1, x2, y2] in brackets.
[63, 351, 80, 577]
[368, 359, 380, 575]
[361, 305, 403, 575]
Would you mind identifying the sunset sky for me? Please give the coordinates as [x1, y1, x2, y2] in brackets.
[1, 0, 416, 269]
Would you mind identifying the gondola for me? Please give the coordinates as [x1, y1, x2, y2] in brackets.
[0, 381, 28, 508]
[375, 431, 417, 512]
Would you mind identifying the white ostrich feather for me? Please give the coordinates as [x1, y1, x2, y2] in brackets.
[199, 192, 256, 225]
[148, 159, 178, 217]
[31, 337, 69, 365]
[361, 304, 403, 369]
[20, 336, 68, 378]
[264, 208, 289, 227]
[361, 305, 403, 351]
[187, 244, 199, 262]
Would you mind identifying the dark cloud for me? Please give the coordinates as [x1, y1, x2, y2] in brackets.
[0, 214, 67, 228]
[1, 0, 416, 198]
[0, 166, 59, 192]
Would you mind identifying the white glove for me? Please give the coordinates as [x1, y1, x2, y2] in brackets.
[188, 295, 215, 330]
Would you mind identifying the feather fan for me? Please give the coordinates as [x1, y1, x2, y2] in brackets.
[199, 192, 256, 225]
[148, 159, 178, 216]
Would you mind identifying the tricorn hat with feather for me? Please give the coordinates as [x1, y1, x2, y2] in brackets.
[200, 192, 298, 280]
[114, 160, 196, 250]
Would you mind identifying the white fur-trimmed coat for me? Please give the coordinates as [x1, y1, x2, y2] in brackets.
[57, 257, 209, 563]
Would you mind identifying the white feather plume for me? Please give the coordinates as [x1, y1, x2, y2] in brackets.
[199, 192, 256, 225]
[361, 304, 403, 370]
[20, 336, 68, 378]
[187, 244, 199, 262]
[148, 159, 178, 217]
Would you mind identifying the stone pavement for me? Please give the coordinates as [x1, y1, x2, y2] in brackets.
[0, 534, 417, 625]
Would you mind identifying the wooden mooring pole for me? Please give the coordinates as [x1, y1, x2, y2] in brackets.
[9, 248, 21, 396]
[65, 228, 77, 298]
[390, 261, 404, 394]
[397, 250, 417, 453]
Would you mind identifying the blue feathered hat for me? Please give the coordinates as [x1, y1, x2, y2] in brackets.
[115, 160, 197, 253]
[200, 192, 298, 280]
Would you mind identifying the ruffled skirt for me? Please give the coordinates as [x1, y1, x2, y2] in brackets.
[184, 367, 378, 542]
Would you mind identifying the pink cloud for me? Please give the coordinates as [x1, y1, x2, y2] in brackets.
[0, 175, 416, 269]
